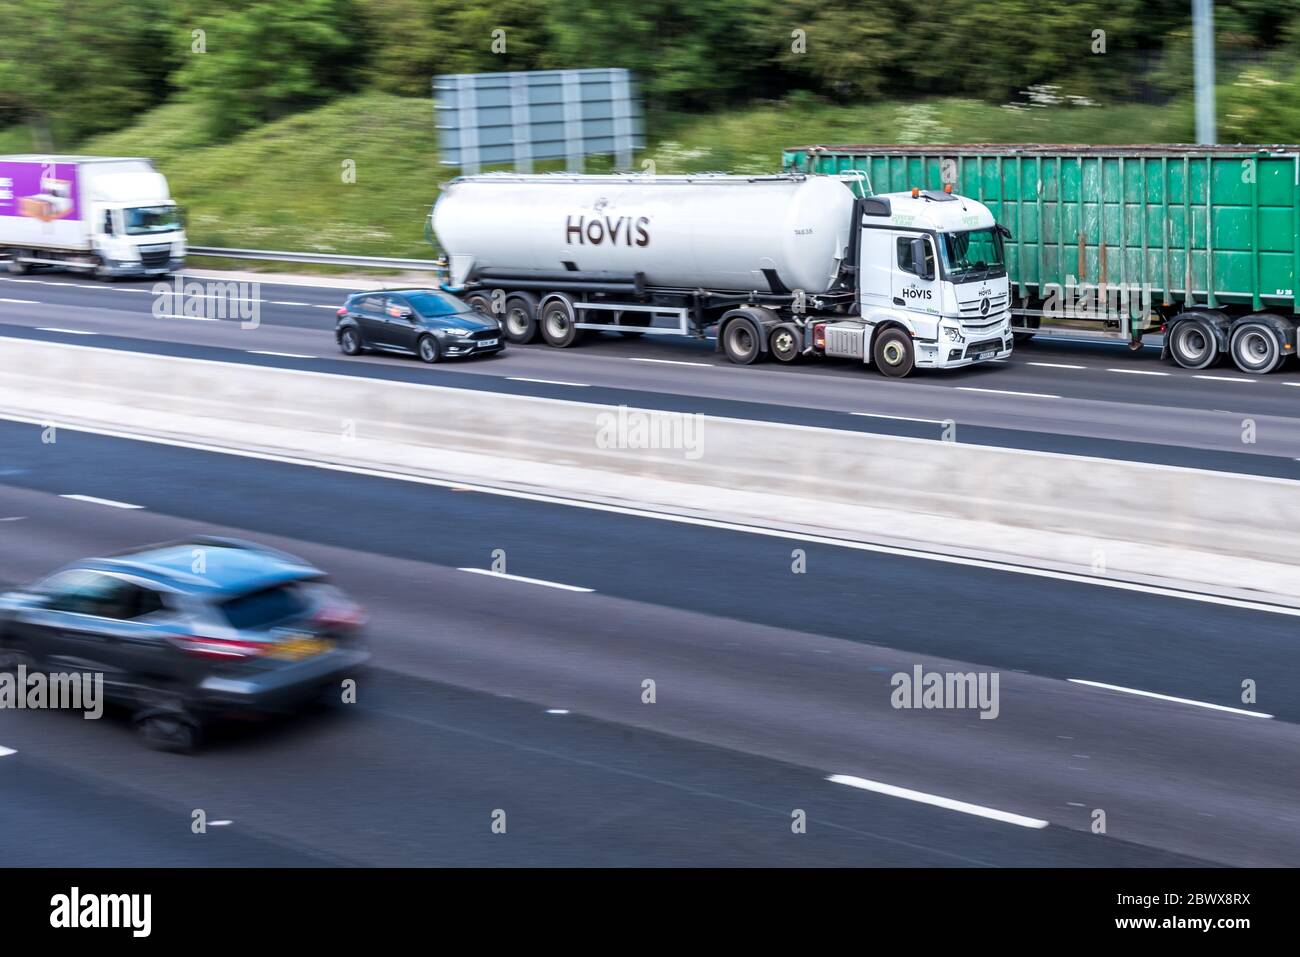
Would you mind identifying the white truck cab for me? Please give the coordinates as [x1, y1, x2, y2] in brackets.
[843, 187, 1013, 373]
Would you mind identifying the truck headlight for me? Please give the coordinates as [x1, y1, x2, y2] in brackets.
[942, 325, 964, 343]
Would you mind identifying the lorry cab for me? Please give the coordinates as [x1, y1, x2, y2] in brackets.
[854, 187, 1014, 373]
[88, 164, 186, 278]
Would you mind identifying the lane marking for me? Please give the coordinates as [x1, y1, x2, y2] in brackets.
[1194, 375, 1255, 383]
[628, 357, 713, 368]
[36, 327, 97, 336]
[545, 709, 570, 715]
[457, 568, 593, 593]
[0, 746, 15, 757]
[850, 412, 946, 424]
[1107, 368, 1169, 376]
[58, 494, 144, 510]
[1026, 362, 1088, 370]
[270, 301, 312, 307]
[208, 820, 233, 826]
[311, 304, 340, 310]
[955, 387, 1060, 399]
[0, 298, 39, 305]
[507, 377, 590, 388]
[826, 774, 1049, 829]
[1067, 679, 1273, 718]
[7, 415, 1299, 619]
[248, 350, 315, 359]
[157, 313, 218, 322]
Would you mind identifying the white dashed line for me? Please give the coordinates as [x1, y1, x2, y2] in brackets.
[0, 746, 15, 757]
[545, 709, 570, 715]
[156, 313, 218, 322]
[311, 304, 341, 310]
[457, 568, 593, 593]
[247, 351, 315, 359]
[1067, 679, 1273, 718]
[955, 387, 1060, 399]
[507, 377, 590, 387]
[0, 298, 39, 305]
[59, 494, 145, 510]
[36, 327, 97, 336]
[208, 820, 233, 827]
[269, 301, 312, 307]
[1026, 362, 1088, 370]
[628, 357, 714, 367]
[1107, 368, 1169, 376]
[1193, 374, 1256, 383]
[850, 412, 946, 424]
[827, 774, 1050, 829]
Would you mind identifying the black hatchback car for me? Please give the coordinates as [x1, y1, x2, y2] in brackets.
[0, 537, 368, 752]
[335, 288, 504, 362]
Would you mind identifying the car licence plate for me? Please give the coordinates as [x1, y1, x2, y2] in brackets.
[478, 338, 499, 348]
[269, 635, 333, 661]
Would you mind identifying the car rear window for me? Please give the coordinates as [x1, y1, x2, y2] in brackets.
[217, 582, 310, 630]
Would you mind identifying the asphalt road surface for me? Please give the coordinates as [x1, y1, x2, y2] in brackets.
[1, 273, 1299, 477]
[1, 418, 1295, 867]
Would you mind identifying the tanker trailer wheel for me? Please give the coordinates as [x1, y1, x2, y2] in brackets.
[539, 296, 582, 348]
[722, 317, 762, 365]
[502, 293, 540, 343]
[1229, 319, 1287, 375]
[1167, 313, 1221, 370]
[769, 325, 802, 363]
[872, 328, 915, 378]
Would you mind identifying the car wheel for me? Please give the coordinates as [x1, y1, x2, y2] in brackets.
[418, 335, 441, 363]
[136, 710, 200, 754]
[339, 328, 364, 356]
[872, 328, 915, 377]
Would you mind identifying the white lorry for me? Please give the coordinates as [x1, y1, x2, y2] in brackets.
[0, 155, 185, 279]
[431, 173, 1013, 376]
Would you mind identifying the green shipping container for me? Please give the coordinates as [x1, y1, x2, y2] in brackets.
[782, 145, 1300, 330]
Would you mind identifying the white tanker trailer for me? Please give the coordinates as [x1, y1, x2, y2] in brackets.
[430, 173, 1014, 376]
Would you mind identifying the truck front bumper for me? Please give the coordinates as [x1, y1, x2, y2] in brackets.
[99, 256, 185, 278]
[914, 317, 1014, 370]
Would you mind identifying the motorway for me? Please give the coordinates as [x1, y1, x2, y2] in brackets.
[1, 418, 1298, 866]
[1, 273, 1300, 477]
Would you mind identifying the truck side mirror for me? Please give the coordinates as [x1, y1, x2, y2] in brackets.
[910, 238, 932, 281]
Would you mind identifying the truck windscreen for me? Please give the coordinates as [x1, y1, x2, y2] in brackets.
[123, 205, 181, 235]
[940, 228, 1005, 283]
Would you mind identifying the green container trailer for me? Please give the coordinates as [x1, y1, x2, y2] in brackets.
[783, 144, 1300, 373]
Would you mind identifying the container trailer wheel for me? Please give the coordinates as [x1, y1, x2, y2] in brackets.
[539, 295, 582, 347]
[1229, 319, 1287, 375]
[502, 292, 540, 343]
[872, 328, 915, 378]
[1166, 314, 1222, 370]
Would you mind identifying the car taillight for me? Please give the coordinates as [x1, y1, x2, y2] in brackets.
[169, 635, 267, 659]
[313, 600, 366, 630]
[812, 322, 827, 351]
[336, 307, 347, 317]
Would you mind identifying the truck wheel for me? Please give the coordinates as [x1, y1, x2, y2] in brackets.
[872, 328, 915, 377]
[769, 325, 801, 363]
[6, 257, 28, 276]
[464, 291, 498, 320]
[1229, 321, 1285, 375]
[722, 318, 762, 365]
[540, 297, 581, 348]
[502, 293, 539, 343]
[1012, 315, 1040, 345]
[1167, 315, 1221, 370]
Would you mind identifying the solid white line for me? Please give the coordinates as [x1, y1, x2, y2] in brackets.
[826, 774, 1050, 829]
[59, 493, 144, 510]
[0, 746, 15, 757]
[157, 313, 218, 322]
[1026, 362, 1088, 370]
[507, 377, 590, 388]
[311, 304, 340, 310]
[1067, 679, 1273, 718]
[628, 357, 713, 367]
[1284, 382, 1300, 388]
[0, 298, 39, 304]
[1194, 375, 1255, 383]
[1107, 368, 1169, 376]
[270, 301, 312, 307]
[248, 351, 315, 359]
[36, 327, 97, 336]
[457, 568, 593, 593]
[955, 387, 1060, 399]
[6, 414, 1298, 618]
[850, 412, 945, 425]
